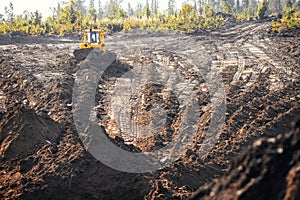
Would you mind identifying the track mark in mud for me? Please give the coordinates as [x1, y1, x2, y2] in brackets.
[95, 48, 210, 153]
[0, 21, 299, 199]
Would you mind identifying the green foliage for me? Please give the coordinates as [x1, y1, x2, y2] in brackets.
[168, 0, 176, 15]
[221, 0, 234, 14]
[283, 6, 296, 20]
[84, 7, 97, 27]
[143, 3, 151, 18]
[203, 4, 215, 18]
[0, 0, 223, 36]
[257, 0, 269, 19]
[33, 10, 42, 26]
[286, 0, 293, 8]
[106, 5, 128, 20]
[1, 0, 300, 37]
[246, 3, 253, 18]
[151, 0, 159, 16]
[272, 7, 300, 32]
[179, 4, 195, 19]
[57, 0, 83, 33]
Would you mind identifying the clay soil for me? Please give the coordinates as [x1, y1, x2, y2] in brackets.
[0, 20, 299, 200]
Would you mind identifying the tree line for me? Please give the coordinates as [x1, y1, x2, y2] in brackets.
[0, 0, 299, 35]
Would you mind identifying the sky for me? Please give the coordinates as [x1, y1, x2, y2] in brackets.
[0, 0, 60, 18]
[0, 0, 188, 19]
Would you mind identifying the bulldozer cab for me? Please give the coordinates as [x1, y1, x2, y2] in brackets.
[87, 31, 99, 43]
[74, 28, 107, 62]
[80, 28, 105, 50]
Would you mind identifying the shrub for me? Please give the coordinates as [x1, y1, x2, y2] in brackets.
[272, 7, 300, 32]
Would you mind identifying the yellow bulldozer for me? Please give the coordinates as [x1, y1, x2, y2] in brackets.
[73, 28, 107, 62]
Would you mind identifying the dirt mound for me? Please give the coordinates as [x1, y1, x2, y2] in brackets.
[216, 12, 238, 28]
[190, 118, 300, 200]
[0, 107, 61, 161]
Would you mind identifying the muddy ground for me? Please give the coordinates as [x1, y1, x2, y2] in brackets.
[0, 20, 299, 200]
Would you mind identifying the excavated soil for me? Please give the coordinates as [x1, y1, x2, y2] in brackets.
[0, 20, 299, 199]
[190, 118, 300, 200]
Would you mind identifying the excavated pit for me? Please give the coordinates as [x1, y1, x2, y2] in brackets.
[0, 20, 299, 199]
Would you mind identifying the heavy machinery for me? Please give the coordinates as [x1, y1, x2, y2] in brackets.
[73, 28, 107, 62]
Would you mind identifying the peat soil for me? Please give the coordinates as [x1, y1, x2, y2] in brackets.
[0, 20, 299, 199]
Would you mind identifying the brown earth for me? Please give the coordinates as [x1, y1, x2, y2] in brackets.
[190, 118, 300, 200]
[0, 20, 299, 200]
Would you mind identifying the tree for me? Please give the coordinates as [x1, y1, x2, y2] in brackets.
[87, 0, 97, 23]
[57, 2, 61, 17]
[23, 10, 30, 20]
[135, 2, 143, 17]
[90, 0, 95, 9]
[127, 3, 134, 16]
[245, 0, 258, 17]
[268, 0, 282, 13]
[197, 0, 204, 14]
[4, 2, 14, 23]
[144, 0, 151, 18]
[246, 3, 252, 17]
[105, 4, 127, 20]
[87, 9, 97, 24]
[179, 4, 195, 19]
[76, 0, 86, 15]
[203, 3, 215, 17]
[151, 0, 159, 16]
[168, 0, 176, 15]
[193, 0, 197, 12]
[58, 0, 83, 32]
[0, 13, 4, 24]
[221, 0, 234, 14]
[242, 0, 249, 12]
[257, 0, 269, 19]
[104, 0, 123, 17]
[98, 0, 104, 18]
[236, 0, 241, 13]
[283, 6, 296, 20]
[49, 2, 61, 19]
[32, 10, 42, 26]
[286, 0, 293, 7]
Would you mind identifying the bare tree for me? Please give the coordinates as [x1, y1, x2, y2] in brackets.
[75, 0, 86, 16]
[90, 0, 95, 9]
[0, 13, 4, 23]
[151, 0, 159, 16]
[127, 3, 134, 16]
[168, 0, 176, 15]
[135, 2, 143, 17]
[98, 0, 104, 17]
[4, 2, 14, 23]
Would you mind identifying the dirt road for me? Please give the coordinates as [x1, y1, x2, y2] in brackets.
[0, 20, 299, 199]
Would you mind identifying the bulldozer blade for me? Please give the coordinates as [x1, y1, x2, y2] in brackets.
[73, 48, 93, 62]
